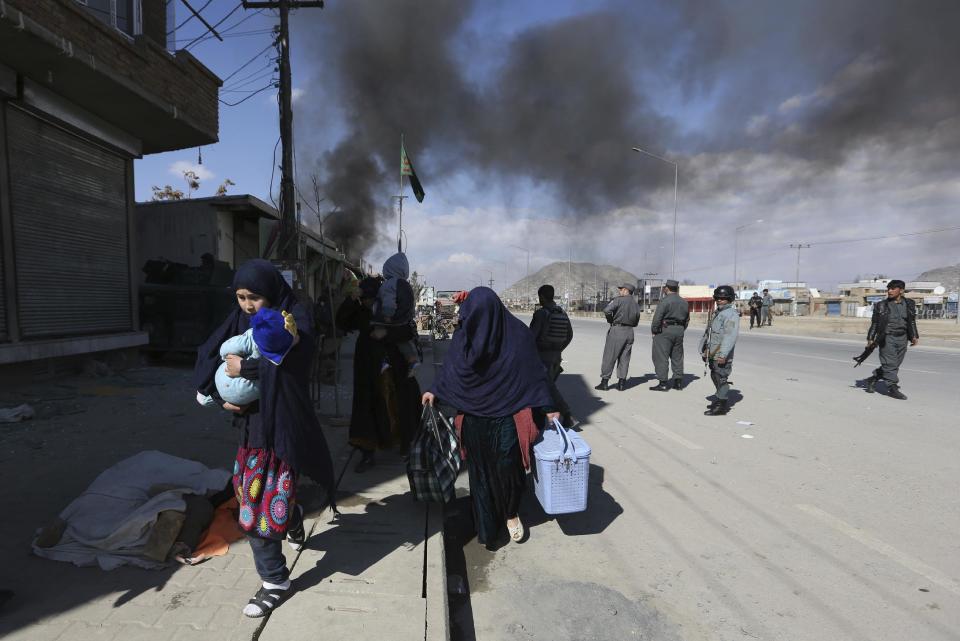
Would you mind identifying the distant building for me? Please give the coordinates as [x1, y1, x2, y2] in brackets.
[906, 281, 944, 294]
[735, 280, 822, 316]
[831, 278, 952, 318]
[679, 285, 716, 314]
[137, 196, 279, 275]
[136, 195, 354, 352]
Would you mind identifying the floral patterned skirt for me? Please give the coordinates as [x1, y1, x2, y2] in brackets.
[233, 447, 298, 539]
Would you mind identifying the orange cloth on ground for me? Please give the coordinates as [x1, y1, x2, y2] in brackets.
[454, 407, 539, 471]
[190, 498, 245, 561]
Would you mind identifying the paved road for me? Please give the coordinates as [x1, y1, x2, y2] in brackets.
[448, 314, 960, 641]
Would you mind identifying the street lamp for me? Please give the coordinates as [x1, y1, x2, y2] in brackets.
[632, 146, 679, 280]
[734, 219, 764, 296]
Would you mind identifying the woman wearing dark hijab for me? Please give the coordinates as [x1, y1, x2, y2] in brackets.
[422, 287, 559, 548]
[194, 259, 335, 618]
[336, 276, 422, 471]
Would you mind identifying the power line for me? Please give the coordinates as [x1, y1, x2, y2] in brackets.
[223, 74, 276, 92]
[806, 224, 960, 246]
[172, 28, 274, 45]
[185, 8, 270, 49]
[268, 136, 281, 209]
[167, 0, 214, 35]
[223, 70, 277, 91]
[220, 40, 278, 83]
[218, 83, 277, 106]
[681, 249, 784, 276]
[220, 74, 277, 94]
[221, 61, 274, 87]
[679, 225, 960, 278]
[216, 9, 270, 34]
[181, 2, 244, 49]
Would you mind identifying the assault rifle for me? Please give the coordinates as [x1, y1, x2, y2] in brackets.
[700, 310, 722, 376]
[852, 342, 876, 367]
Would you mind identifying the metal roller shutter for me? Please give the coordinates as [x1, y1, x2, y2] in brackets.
[7, 107, 132, 338]
[0, 219, 6, 341]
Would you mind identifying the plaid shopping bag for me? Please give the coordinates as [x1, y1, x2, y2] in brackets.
[407, 406, 461, 503]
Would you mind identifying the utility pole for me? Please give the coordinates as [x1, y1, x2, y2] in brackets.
[644, 272, 659, 312]
[242, 0, 323, 262]
[509, 245, 530, 306]
[790, 243, 811, 317]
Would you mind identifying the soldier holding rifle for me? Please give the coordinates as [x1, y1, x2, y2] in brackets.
[699, 285, 740, 416]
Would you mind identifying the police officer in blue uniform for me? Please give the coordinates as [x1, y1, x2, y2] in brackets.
[699, 285, 740, 416]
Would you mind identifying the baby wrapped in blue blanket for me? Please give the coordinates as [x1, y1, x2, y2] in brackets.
[197, 308, 295, 407]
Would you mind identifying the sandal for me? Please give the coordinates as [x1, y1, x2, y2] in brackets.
[507, 517, 524, 543]
[286, 505, 305, 552]
[242, 584, 291, 618]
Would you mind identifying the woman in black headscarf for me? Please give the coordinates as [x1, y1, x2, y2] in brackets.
[336, 276, 422, 471]
[423, 287, 559, 548]
[194, 259, 335, 618]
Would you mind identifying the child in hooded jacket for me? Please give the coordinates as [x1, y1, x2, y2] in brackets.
[372, 252, 420, 375]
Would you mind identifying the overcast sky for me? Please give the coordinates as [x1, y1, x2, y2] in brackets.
[136, 0, 960, 292]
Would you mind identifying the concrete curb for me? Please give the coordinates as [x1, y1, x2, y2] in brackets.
[422, 337, 451, 641]
[424, 502, 450, 641]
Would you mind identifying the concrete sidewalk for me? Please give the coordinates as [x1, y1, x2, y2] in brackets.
[0, 337, 448, 641]
[260, 431, 447, 641]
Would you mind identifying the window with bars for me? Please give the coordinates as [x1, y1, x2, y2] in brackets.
[77, 0, 142, 38]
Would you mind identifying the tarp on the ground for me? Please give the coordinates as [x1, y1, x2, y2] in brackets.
[32, 450, 230, 570]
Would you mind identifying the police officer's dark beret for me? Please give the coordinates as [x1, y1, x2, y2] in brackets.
[665, 279, 680, 289]
[618, 283, 636, 294]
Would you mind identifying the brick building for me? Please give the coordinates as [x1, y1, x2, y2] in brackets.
[0, 0, 221, 373]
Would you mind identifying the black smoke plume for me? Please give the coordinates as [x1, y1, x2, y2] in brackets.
[297, 0, 960, 255]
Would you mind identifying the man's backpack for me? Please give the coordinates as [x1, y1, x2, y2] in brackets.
[538, 307, 573, 351]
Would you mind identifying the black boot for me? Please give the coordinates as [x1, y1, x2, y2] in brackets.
[649, 381, 671, 391]
[865, 375, 877, 393]
[594, 379, 609, 391]
[888, 385, 907, 400]
[617, 378, 627, 391]
[704, 400, 729, 416]
[672, 378, 683, 390]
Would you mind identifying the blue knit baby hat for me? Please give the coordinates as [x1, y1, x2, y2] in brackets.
[251, 308, 294, 365]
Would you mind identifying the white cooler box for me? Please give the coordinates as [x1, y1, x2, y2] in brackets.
[533, 420, 591, 515]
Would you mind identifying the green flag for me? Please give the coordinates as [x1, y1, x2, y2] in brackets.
[401, 142, 425, 203]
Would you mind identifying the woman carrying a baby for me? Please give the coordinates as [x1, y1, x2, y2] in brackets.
[193, 259, 335, 618]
